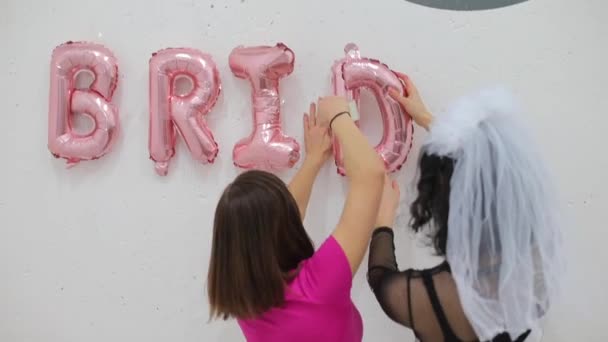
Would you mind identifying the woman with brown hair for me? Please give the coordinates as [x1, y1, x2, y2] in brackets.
[207, 96, 386, 342]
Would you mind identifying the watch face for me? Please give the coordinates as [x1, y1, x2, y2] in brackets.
[403, 0, 529, 11]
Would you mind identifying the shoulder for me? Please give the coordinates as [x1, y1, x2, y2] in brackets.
[301, 236, 352, 279]
[295, 236, 353, 302]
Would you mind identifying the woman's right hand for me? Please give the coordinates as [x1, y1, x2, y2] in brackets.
[375, 175, 401, 228]
[389, 73, 433, 130]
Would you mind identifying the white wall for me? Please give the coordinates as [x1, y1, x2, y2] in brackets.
[1, 0, 607, 341]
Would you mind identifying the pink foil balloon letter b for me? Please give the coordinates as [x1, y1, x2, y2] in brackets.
[149, 48, 221, 176]
[229, 43, 300, 171]
[48, 41, 119, 166]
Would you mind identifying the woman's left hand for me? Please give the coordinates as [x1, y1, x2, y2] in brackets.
[303, 102, 332, 165]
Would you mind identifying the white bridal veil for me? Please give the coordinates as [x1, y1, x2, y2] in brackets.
[423, 88, 564, 340]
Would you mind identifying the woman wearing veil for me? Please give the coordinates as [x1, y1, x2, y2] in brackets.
[367, 76, 564, 342]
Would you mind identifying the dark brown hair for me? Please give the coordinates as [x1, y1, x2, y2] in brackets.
[410, 152, 455, 255]
[207, 170, 314, 320]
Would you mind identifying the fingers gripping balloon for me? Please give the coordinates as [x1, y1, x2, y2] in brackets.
[332, 43, 414, 175]
[149, 48, 221, 176]
[48, 41, 119, 166]
[229, 43, 300, 171]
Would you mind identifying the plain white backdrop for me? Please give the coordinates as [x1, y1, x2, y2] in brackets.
[1, 0, 606, 341]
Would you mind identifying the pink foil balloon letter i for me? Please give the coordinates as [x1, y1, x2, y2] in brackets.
[229, 43, 300, 171]
[149, 48, 221, 176]
[48, 41, 119, 166]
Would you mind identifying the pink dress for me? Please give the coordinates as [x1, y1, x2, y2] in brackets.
[238, 236, 363, 342]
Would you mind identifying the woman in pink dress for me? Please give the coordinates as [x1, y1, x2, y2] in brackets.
[207, 96, 386, 342]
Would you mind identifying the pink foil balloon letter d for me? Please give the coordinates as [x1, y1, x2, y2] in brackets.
[149, 48, 221, 176]
[229, 43, 300, 171]
[332, 44, 414, 175]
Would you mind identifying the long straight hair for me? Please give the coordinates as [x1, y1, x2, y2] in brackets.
[207, 170, 315, 320]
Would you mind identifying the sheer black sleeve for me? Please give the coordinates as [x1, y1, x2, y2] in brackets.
[367, 227, 398, 285]
[367, 227, 414, 327]
[367, 228, 531, 341]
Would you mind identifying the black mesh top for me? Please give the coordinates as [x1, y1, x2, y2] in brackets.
[367, 227, 531, 342]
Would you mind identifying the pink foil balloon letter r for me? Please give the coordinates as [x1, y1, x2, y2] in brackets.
[149, 48, 221, 176]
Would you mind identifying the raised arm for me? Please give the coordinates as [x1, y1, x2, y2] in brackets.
[288, 103, 332, 219]
[367, 176, 402, 298]
[315, 96, 385, 276]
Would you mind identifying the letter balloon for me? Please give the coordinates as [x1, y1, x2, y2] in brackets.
[48, 41, 119, 166]
[229, 43, 300, 171]
[332, 43, 414, 175]
[149, 48, 221, 176]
